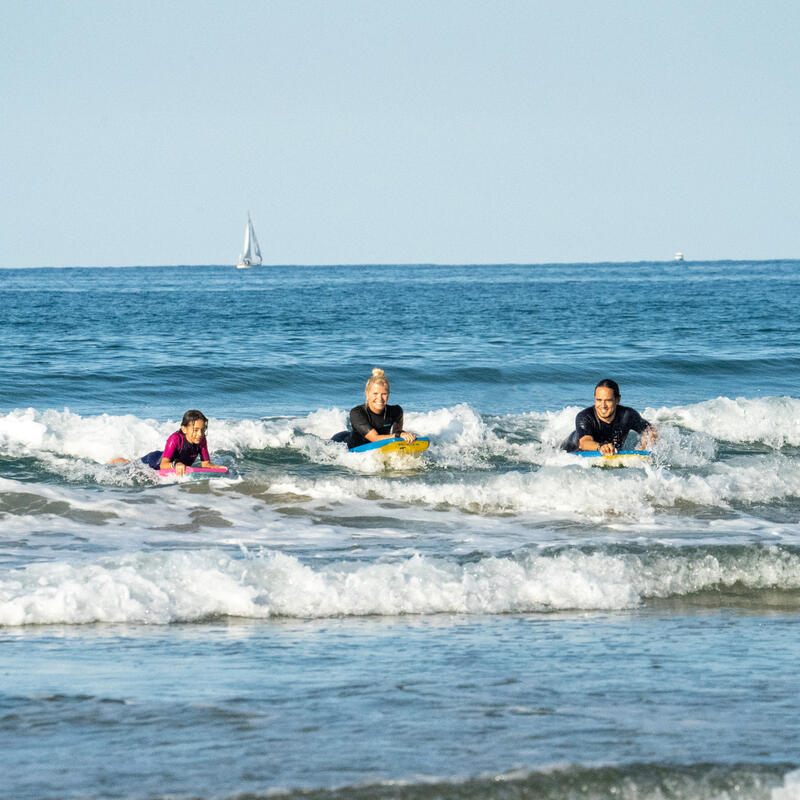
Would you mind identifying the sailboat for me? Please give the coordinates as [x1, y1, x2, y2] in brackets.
[236, 213, 262, 269]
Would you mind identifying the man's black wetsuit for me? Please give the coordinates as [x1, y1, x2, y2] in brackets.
[333, 404, 404, 449]
[561, 405, 650, 452]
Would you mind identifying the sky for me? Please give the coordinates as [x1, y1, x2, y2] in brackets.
[2, 0, 800, 267]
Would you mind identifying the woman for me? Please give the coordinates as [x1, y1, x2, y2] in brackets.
[332, 368, 417, 450]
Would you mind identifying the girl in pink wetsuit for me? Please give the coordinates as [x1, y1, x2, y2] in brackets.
[137, 410, 219, 475]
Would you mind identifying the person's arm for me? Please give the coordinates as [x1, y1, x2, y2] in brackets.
[160, 456, 186, 474]
[631, 410, 657, 450]
[363, 428, 402, 442]
[640, 425, 658, 449]
[578, 435, 614, 455]
[160, 433, 186, 474]
[390, 411, 416, 443]
[575, 411, 613, 454]
[364, 416, 404, 442]
[199, 438, 219, 468]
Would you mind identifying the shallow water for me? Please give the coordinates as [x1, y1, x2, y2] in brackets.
[1, 261, 800, 799]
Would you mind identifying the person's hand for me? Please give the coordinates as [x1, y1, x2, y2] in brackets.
[398, 431, 416, 443]
[175, 462, 186, 475]
[598, 443, 615, 456]
[640, 427, 658, 450]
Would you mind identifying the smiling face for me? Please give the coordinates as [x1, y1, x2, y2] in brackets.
[181, 419, 207, 444]
[366, 382, 389, 414]
[594, 386, 619, 423]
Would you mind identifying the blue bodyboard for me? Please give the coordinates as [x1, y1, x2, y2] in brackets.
[575, 449, 650, 466]
[350, 437, 430, 454]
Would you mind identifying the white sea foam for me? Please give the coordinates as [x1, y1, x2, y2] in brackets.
[295, 407, 349, 439]
[0, 407, 300, 466]
[404, 403, 507, 467]
[6, 453, 800, 538]
[772, 770, 800, 800]
[0, 407, 160, 463]
[537, 406, 584, 449]
[0, 404, 569, 474]
[267, 468, 649, 520]
[208, 416, 296, 453]
[649, 395, 800, 448]
[266, 451, 800, 521]
[2, 396, 797, 470]
[2, 545, 799, 626]
[3, 402, 800, 528]
[240, 403, 512, 474]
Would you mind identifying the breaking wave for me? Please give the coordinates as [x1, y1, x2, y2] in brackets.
[3, 544, 800, 626]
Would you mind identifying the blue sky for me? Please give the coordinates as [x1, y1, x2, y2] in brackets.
[2, 0, 799, 266]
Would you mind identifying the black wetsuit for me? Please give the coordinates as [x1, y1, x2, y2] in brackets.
[333, 404, 404, 449]
[561, 405, 650, 452]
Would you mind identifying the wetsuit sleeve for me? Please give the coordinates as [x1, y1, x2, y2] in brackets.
[161, 432, 182, 462]
[200, 437, 210, 462]
[350, 406, 374, 437]
[626, 408, 650, 435]
[391, 406, 404, 434]
[574, 409, 596, 441]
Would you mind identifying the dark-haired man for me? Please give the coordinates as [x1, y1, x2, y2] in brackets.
[561, 379, 657, 454]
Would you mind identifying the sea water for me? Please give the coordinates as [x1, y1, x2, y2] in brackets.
[1, 261, 800, 800]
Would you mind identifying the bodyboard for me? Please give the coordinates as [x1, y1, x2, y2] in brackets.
[157, 466, 229, 476]
[350, 437, 430, 455]
[575, 450, 650, 466]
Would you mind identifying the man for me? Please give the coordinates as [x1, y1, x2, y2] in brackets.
[561, 379, 657, 454]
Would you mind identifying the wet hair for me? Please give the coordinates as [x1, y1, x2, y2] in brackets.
[365, 367, 390, 393]
[181, 409, 208, 428]
[595, 379, 620, 400]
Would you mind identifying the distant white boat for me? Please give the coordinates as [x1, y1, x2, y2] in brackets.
[674, 252, 685, 262]
[236, 213, 262, 269]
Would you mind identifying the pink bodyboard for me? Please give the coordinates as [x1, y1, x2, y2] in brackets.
[157, 466, 228, 476]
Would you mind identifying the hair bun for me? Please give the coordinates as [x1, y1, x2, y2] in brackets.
[365, 367, 390, 393]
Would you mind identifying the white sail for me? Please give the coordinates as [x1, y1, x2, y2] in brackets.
[237, 213, 262, 268]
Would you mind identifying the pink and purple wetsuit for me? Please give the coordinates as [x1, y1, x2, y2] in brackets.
[141, 431, 210, 469]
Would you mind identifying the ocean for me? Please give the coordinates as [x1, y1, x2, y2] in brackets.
[1, 260, 800, 800]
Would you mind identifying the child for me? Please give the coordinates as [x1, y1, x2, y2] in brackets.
[112, 410, 220, 475]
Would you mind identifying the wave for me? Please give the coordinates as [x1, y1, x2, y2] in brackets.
[1, 395, 797, 465]
[3, 544, 800, 626]
[648, 396, 800, 448]
[3, 460, 800, 541]
[262, 449, 800, 520]
[1, 401, 799, 526]
[232, 764, 799, 800]
[0, 407, 296, 465]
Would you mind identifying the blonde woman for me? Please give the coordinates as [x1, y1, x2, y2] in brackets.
[332, 368, 417, 450]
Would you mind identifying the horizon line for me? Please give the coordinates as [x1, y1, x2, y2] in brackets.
[1, 256, 797, 270]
